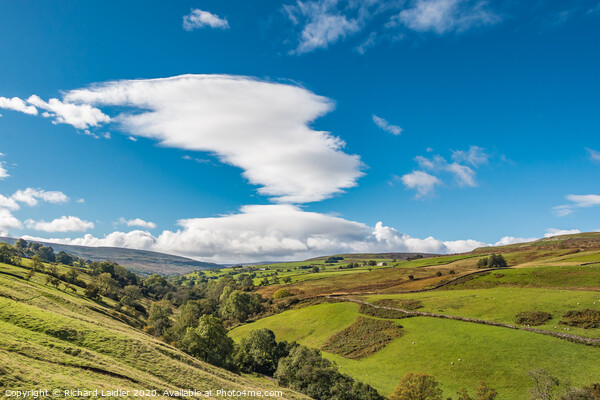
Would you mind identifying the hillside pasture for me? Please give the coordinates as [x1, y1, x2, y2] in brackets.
[229, 301, 600, 399]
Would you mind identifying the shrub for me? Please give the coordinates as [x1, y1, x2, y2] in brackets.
[488, 253, 508, 268]
[476, 258, 489, 268]
[449, 270, 456, 275]
[275, 345, 384, 400]
[560, 309, 600, 329]
[408, 275, 415, 280]
[389, 372, 442, 400]
[273, 288, 292, 299]
[515, 311, 552, 326]
[180, 315, 234, 369]
[234, 329, 290, 375]
[436, 271, 442, 277]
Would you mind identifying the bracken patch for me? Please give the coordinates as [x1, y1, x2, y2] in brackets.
[560, 309, 600, 329]
[515, 311, 552, 326]
[321, 316, 403, 359]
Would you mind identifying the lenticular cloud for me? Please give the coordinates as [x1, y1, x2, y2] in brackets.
[63, 74, 363, 203]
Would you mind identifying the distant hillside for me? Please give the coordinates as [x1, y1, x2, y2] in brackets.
[307, 252, 439, 261]
[472, 232, 600, 253]
[0, 236, 221, 276]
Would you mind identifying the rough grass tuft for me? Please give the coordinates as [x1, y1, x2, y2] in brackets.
[515, 311, 552, 326]
[560, 309, 600, 329]
[359, 303, 410, 319]
[321, 316, 403, 359]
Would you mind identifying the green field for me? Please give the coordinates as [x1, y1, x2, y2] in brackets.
[365, 287, 600, 339]
[451, 264, 600, 290]
[229, 301, 600, 399]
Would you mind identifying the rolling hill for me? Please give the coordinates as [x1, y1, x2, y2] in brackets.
[0, 258, 308, 400]
[0, 236, 221, 276]
[230, 232, 600, 399]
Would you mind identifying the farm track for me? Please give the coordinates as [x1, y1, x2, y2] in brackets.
[326, 296, 600, 347]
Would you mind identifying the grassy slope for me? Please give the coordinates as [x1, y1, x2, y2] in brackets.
[232, 234, 600, 399]
[229, 302, 600, 399]
[0, 262, 308, 400]
[365, 287, 600, 339]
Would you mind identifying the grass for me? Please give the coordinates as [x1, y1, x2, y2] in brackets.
[365, 287, 600, 339]
[450, 264, 600, 289]
[0, 262, 308, 400]
[230, 302, 359, 348]
[561, 253, 600, 263]
[321, 316, 403, 359]
[229, 302, 600, 399]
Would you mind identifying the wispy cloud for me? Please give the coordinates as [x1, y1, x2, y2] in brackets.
[119, 217, 156, 229]
[183, 9, 229, 31]
[415, 153, 476, 187]
[282, 0, 501, 54]
[553, 194, 600, 216]
[586, 147, 600, 163]
[400, 146, 491, 197]
[0, 154, 8, 180]
[388, 0, 500, 34]
[372, 114, 403, 135]
[451, 145, 490, 166]
[284, 0, 364, 54]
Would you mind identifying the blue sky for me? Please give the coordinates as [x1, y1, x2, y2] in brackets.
[0, 0, 599, 262]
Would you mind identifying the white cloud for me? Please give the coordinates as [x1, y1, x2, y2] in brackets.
[554, 194, 600, 217]
[372, 114, 402, 135]
[0, 158, 8, 180]
[356, 32, 377, 54]
[127, 136, 138, 142]
[0, 96, 38, 115]
[415, 152, 477, 187]
[26, 95, 110, 129]
[493, 236, 537, 246]
[60, 74, 363, 203]
[76, 198, 85, 203]
[11, 188, 69, 207]
[25, 216, 94, 233]
[586, 147, 600, 163]
[0, 195, 20, 211]
[389, 0, 500, 34]
[28, 204, 492, 262]
[0, 209, 22, 236]
[445, 162, 476, 187]
[399, 171, 441, 197]
[0, 187, 72, 236]
[451, 145, 490, 166]
[544, 228, 581, 238]
[119, 217, 156, 229]
[281, 0, 500, 54]
[284, 0, 373, 54]
[183, 9, 229, 30]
